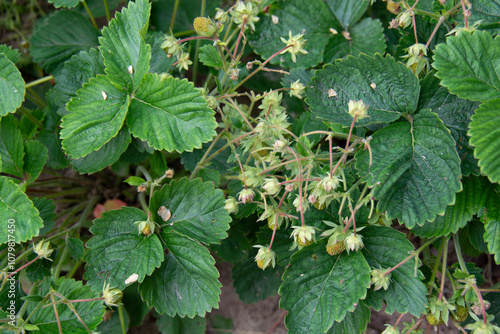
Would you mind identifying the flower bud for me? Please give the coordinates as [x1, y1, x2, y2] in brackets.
[348, 99, 369, 120]
[238, 188, 255, 204]
[193, 17, 217, 37]
[370, 268, 392, 291]
[33, 240, 54, 261]
[253, 245, 276, 270]
[102, 283, 123, 307]
[345, 234, 364, 253]
[262, 177, 281, 196]
[224, 197, 238, 214]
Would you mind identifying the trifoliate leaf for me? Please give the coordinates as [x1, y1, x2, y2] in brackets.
[61, 75, 130, 159]
[53, 48, 105, 117]
[306, 54, 419, 127]
[0, 44, 21, 63]
[361, 226, 427, 317]
[324, 18, 386, 62]
[232, 255, 283, 304]
[30, 10, 99, 73]
[150, 177, 231, 244]
[139, 231, 221, 317]
[84, 206, 164, 291]
[99, 0, 151, 91]
[279, 239, 370, 333]
[0, 116, 24, 177]
[199, 45, 224, 68]
[411, 176, 478, 238]
[48, 0, 81, 8]
[432, 30, 500, 101]
[23, 140, 48, 183]
[355, 110, 462, 228]
[157, 314, 206, 334]
[485, 220, 500, 264]
[34, 198, 56, 236]
[419, 72, 480, 176]
[249, 0, 333, 69]
[70, 127, 131, 174]
[0, 176, 43, 244]
[0, 53, 24, 116]
[326, 302, 370, 334]
[468, 99, 500, 184]
[127, 74, 217, 153]
[27, 278, 105, 333]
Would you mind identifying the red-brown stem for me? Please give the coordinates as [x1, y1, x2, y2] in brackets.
[66, 297, 105, 303]
[265, 104, 273, 120]
[412, 14, 418, 43]
[437, 238, 448, 302]
[394, 313, 405, 327]
[260, 157, 310, 174]
[177, 36, 214, 44]
[234, 17, 247, 58]
[269, 190, 289, 250]
[460, 0, 468, 28]
[235, 154, 247, 189]
[409, 0, 420, 11]
[280, 178, 321, 185]
[385, 252, 416, 276]
[349, 204, 357, 236]
[471, 283, 488, 325]
[329, 134, 333, 176]
[332, 115, 357, 176]
[266, 311, 287, 334]
[425, 15, 445, 49]
[287, 147, 305, 227]
[231, 131, 254, 144]
[51, 294, 63, 334]
[405, 316, 424, 333]
[6, 254, 41, 279]
[227, 96, 254, 130]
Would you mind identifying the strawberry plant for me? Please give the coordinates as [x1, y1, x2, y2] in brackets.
[1, 0, 500, 333]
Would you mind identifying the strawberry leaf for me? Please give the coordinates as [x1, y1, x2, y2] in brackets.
[326, 302, 370, 334]
[360, 226, 427, 317]
[0, 53, 25, 116]
[127, 74, 217, 153]
[0, 176, 43, 244]
[432, 30, 500, 101]
[468, 99, 500, 184]
[156, 314, 206, 334]
[139, 231, 221, 317]
[61, 75, 130, 159]
[0, 116, 24, 177]
[279, 239, 370, 333]
[84, 207, 164, 291]
[306, 54, 419, 127]
[150, 177, 231, 245]
[48, 0, 81, 8]
[355, 110, 462, 228]
[30, 10, 99, 74]
[23, 140, 48, 183]
[99, 0, 151, 91]
[27, 278, 105, 333]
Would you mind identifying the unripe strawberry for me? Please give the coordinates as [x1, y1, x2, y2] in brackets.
[193, 17, 217, 37]
[256, 258, 267, 269]
[427, 312, 444, 326]
[326, 241, 345, 256]
[297, 238, 313, 247]
[453, 305, 469, 323]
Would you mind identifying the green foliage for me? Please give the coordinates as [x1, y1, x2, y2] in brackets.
[3, 1, 500, 333]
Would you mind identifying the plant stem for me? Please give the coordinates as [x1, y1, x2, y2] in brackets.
[25, 75, 53, 89]
[428, 237, 445, 294]
[287, 147, 305, 227]
[6, 254, 41, 279]
[18, 106, 44, 129]
[170, 0, 180, 31]
[385, 237, 436, 276]
[82, 0, 98, 29]
[118, 304, 127, 334]
[437, 238, 449, 302]
[53, 244, 69, 281]
[103, 0, 110, 22]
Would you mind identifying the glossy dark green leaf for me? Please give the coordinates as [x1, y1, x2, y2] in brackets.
[279, 239, 370, 333]
[232, 255, 283, 304]
[355, 110, 462, 228]
[84, 207, 164, 291]
[212, 228, 251, 263]
[0, 116, 24, 177]
[326, 302, 370, 334]
[66, 237, 85, 260]
[28, 278, 105, 333]
[325, 0, 368, 28]
[99, 0, 151, 91]
[30, 10, 99, 73]
[419, 72, 480, 176]
[181, 139, 232, 174]
[468, 99, 500, 184]
[37, 128, 70, 170]
[324, 18, 386, 61]
[61, 75, 130, 159]
[53, 48, 105, 117]
[23, 140, 48, 183]
[0, 53, 25, 116]
[485, 220, 500, 264]
[25, 252, 53, 282]
[307, 54, 419, 127]
[150, 177, 231, 244]
[139, 231, 221, 317]
[199, 45, 224, 68]
[249, 0, 333, 69]
[157, 314, 206, 334]
[432, 30, 500, 101]
[70, 127, 131, 174]
[0, 176, 43, 244]
[33, 198, 56, 236]
[361, 226, 427, 317]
